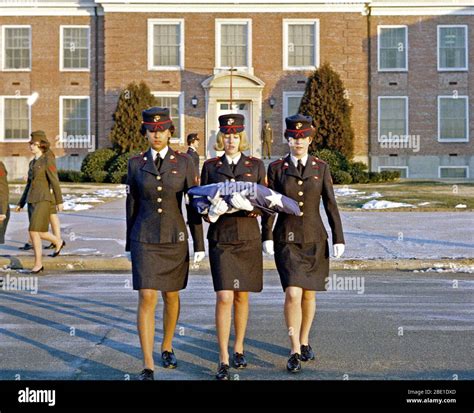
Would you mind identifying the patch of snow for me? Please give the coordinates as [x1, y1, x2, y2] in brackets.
[359, 192, 383, 200]
[334, 187, 365, 197]
[418, 202, 431, 206]
[414, 266, 474, 274]
[63, 202, 93, 211]
[455, 204, 467, 209]
[94, 188, 126, 198]
[361, 200, 416, 209]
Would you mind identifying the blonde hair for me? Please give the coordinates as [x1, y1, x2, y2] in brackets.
[214, 131, 249, 152]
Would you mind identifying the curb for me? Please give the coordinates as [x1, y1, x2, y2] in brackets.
[1, 255, 473, 273]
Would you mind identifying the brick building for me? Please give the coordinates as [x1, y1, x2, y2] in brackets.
[0, 0, 473, 180]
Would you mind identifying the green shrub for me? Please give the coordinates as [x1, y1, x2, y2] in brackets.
[331, 170, 353, 185]
[58, 170, 83, 183]
[312, 148, 349, 173]
[81, 148, 116, 182]
[347, 161, 369, 184]
[380, 170, 401, 182]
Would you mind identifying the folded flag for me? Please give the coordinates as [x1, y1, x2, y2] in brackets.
[188, 181, 301, 216]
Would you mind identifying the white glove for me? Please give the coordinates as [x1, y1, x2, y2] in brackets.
[333, 243, 345, 258]
[193, 251, 205, 263]
[262, 240, 274, 255]
[230, 191, 253, 211]
[208, 198, 229, 222]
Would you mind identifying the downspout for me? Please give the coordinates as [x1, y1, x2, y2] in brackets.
[94, 6, 100, 151]
[365, 2, 372, 170]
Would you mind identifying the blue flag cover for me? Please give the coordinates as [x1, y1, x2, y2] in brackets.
[188, 182, 301, 216]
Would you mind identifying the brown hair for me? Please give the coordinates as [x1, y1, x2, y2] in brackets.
[214, 131, 249, 152]
[38, 139, 51, 153]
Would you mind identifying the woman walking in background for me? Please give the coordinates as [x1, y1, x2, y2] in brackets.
[0, 161, 10, 244]
[15, 131, 65, 273]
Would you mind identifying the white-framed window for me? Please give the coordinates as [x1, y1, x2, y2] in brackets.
[282, 91, 304, 142]
[438, 25, 468, 71]
[147, 19, 185, 71]
[438, 166, 469, 179]
[152, 91, 184, 144]
[60, 25, 90, 71]
[2, 25, 31, 71]
[59, 96, 91, 143]
[438, 96, 469, 142]
[283, 19, 319, 70]
[0, 96, 31, 142]
[215, 19, 252, 71]
[377, 25, 408, 71]
[378, 166, 409, 178]
[378, 96, 409, 142]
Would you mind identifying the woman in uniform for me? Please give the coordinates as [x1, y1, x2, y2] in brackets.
[0, 161, 10, 244]
[126, 107, 205, 381]
[15, 131, 65, 273]
[200, 114, 268, 380]
[262, 114, 345, 373]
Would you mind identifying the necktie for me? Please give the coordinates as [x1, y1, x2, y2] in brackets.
[230, 161, 236, 174]
[155, 155, 162, 171]
[297, 159, 304, 176]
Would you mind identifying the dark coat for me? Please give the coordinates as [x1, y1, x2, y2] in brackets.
[200, 153, 268, 242]
[18, 154, 63, 208]
[186, 147, 200, 174]
[0, 161, 10, 244]
[263, 154, 345, 245]
[125, 147, 204, 252]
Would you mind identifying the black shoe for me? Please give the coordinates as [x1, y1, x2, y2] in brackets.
[19, 243, 33, 251]
[138, 368, 154, 381]
[18, 266, 44, 275]
[232, 352, 247, 369]
[301, 344, 315, 362]
[161, 350, 177, 369]
[216, 363, 230, 380]
[287, 353, 302, 373]
[49, 241, 65, 258]
[45, 243, 55, 250]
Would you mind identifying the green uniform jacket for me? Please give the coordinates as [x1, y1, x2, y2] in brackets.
[0, 161, 8, 215]
[18, 154, 63, 208]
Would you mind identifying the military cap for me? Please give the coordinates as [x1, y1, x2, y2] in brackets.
[29, 130, 48, 144]
[285, 114, 314, 139]
[140, 107, 173, 135]
[218, 114, 245, 134]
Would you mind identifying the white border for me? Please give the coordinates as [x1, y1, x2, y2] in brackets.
[378, 165, 409, 178]
[1, 25, 32, 72]
[152, 91, 185, 144]
[59, 96, 91, 143]
[215, 19, 252, 73]
[437, 95, 469, 142]
[60, 25, 91, 72]
[0, 95, 31, 142]
[283, 19, 320, 71]
[147, 19, 185, 71]
[377, 25, 408, 72]
[282, 91, 305, 143]
[377, 96, 409, 142]
[437, 25, 468, 72]
[438, 165, 469, 179]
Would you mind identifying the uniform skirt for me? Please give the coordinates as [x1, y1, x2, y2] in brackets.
[131, 240, 189, 291]
[0, 207, 10, 244]
[209, 239, 263, 292]
[27, 201, 52, 232]
[275, 241, 330, 291]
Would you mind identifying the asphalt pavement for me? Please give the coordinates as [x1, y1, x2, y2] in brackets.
[0, 270, 472, 380]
